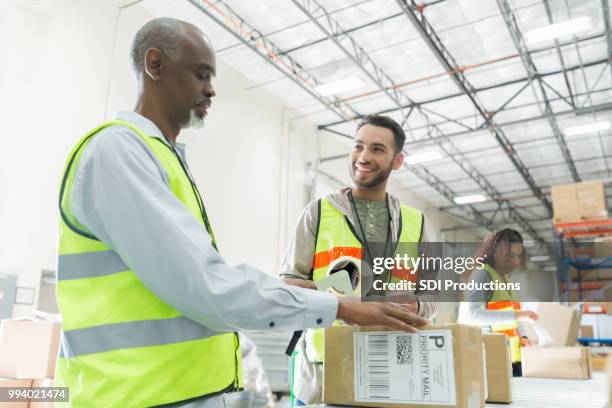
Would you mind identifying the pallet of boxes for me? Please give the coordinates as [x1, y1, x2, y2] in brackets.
[551, 180, 608, 225]
[551, 180, 611, 303]
[322, 322, 515, 408]
[0, 315, 61, 407]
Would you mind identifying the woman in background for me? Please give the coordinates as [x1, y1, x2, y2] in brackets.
[458, 228, 538, 377]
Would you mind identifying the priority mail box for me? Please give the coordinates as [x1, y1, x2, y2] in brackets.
[323, 324, 485, 408]
[522, 347, 592, 379]
[0, 319, 61, 379]
[482, 334, 512, 403]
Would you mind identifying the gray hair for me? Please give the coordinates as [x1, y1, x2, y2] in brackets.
[130, 17, 190, 74]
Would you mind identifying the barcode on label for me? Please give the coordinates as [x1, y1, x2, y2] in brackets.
[366, 334, 390, 399]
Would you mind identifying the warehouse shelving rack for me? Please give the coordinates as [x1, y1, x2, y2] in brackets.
[553, 219, 612, 304]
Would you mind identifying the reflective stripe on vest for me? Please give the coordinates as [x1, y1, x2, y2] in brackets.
[484, 263, 522, 363]
[56, 120, 243, 407]
[305, 198, 423, 363]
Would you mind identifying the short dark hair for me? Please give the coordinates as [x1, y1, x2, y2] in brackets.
[356, 114, 406, 153]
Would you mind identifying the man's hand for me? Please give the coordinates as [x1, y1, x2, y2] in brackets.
[516, 310, 538, 323]
[283, 278, 316, 290]
[336, 298, 428, 333]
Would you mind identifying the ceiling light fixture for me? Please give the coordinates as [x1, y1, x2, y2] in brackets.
[564, 121, 610, 136]
[530, 255, 550, 262]
[454, 194, 486, 205]
[315, 77, 364, 96]
[524, 17, 592, 45]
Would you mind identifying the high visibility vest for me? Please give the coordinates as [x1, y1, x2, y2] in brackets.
[483, 263, 522, 363]
[56, 120, 243, 407]
[305, 197, 423, 363]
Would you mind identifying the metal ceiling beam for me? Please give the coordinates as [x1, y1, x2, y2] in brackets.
[442, 156, 612, 185]
[497, 0, 580, 182]
[542, 0, 576, 108]
[291, 0, 426, 123]
[400, 98, 612, 148]
[397, 0, 552, 219]
[407, 165, 496, 232]
[603, 0, 612, 82]
[319, 55, 607, 129]
[293, 0, 548, 243]
[187, 0, 359, 121]
[190, 0, 504, 236]
[401, 85, 612, 143]
[322, 96, 612, 149]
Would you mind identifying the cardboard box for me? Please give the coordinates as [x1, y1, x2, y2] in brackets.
[592, 355, 608, 371]
[323, 324, 485, 408]
[481, 334, 512, 404]
[579, 325, 594, 338]
[552, 184, 580, 223]
[522, 347, 592, 379]
[577, 181, 608, 220]
[0, 377, 32, 408]
[0, 319, 61, 379]
[524, 303, 580, 346]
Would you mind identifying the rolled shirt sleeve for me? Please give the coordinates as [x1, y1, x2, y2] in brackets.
[70, 125, 338, 333]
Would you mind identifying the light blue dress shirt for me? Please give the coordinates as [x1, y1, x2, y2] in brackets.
[69, 111, 338, 407]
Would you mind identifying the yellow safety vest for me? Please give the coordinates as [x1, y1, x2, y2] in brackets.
[483, 263, 522, 363]
[305, 197, 423, 363]
[56, 120, 243, 407]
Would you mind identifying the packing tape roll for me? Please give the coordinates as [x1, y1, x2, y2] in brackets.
[327, 255, 361, 296]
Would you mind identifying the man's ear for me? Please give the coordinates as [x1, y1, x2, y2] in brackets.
[144, 48, 164, 81]
[392, 151, 404, 170]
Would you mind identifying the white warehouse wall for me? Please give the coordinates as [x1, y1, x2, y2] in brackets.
[0, 0, 319, 316]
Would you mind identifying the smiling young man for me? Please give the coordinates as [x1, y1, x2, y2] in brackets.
[280, 114, 439, 405]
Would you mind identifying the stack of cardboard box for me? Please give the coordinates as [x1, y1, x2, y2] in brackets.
[551, 181, 608, 223]
[0, 319, 61, 408]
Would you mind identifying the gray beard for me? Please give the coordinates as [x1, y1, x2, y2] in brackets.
[185, 109, 206, 129]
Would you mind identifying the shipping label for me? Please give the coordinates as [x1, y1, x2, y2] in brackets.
[354, 330, 456, 405]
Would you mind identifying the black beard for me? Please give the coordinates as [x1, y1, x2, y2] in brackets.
[351, 161, 394, 189]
